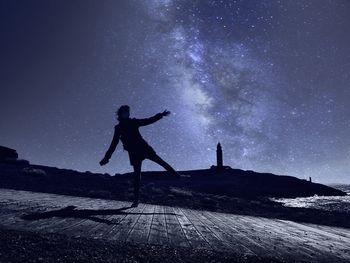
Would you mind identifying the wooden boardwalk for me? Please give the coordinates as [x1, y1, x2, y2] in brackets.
[0, 188, 349, 262]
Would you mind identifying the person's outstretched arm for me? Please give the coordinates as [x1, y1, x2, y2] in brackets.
[135, 110, 170, 127]
[100, 125, 120, 166]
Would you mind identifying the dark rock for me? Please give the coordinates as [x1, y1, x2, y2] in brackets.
[0, 146, 18, 161]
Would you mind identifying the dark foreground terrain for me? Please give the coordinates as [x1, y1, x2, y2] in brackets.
[0, 227, 280, 263]
[1, 189, 349, 263]
[1, 147, 349, 262]
[0, 155, 349, 229]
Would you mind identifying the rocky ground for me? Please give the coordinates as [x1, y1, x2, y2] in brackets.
[0, 227, 282, 263]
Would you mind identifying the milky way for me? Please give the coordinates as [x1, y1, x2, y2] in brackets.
[1, 0, 350, 183]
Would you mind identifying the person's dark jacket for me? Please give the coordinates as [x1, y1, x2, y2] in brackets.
[103, 113, 163, 163]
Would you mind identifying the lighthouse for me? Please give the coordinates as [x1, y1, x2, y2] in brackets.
[216, 142, 223, 168]
[210, 142, 232, 171]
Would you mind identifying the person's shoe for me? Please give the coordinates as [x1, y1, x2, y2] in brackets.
[131, 200, 139, 207]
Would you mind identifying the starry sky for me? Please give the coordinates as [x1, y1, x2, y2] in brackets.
[1, 0, 350, 183]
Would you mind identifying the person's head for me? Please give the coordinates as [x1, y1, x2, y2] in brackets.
[116, 105, 130, 121]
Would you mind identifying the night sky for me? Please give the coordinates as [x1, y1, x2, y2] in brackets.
[1, 0, 350, 183]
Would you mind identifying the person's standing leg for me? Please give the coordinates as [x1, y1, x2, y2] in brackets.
[132, 160, 142, 207]
[146, 151, 180, 177]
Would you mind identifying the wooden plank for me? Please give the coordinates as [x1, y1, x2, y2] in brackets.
[201, 210, 281, 259]
[31, 198, 111, 238]
[220, 213, 309, 262]
[234, 215, 319, 262]
[200, 210, 265, 256]
[193, 209, 256, 256]
[148, 205, 168, 245]
[7, 197, 70, 229]
[26, 202, 105, 235]
[275, 219, 350, 261]
[67, 198, 126, 238]
[283, 220, 350, 246]
[108, 203, 147, 242]
[92, 203, 139, 240]
[127, 204, 154, 244]
[224, 213, 350, 262]
[244, 215, 340, 260]
[0, 203, 46, 228]
[181, 208, 228, 251]
[246, 216, 320, 259]
[84, 202, 134, 239]
[163, 206, 190, 248]
[272, 218, 347, 252]
[300, 223, 350, 241]
[174, 207, 211, 250]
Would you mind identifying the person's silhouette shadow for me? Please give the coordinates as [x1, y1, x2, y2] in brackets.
[21, 205, 177, 225]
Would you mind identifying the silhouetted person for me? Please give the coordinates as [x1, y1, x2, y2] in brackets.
[100, 105, 180, 207]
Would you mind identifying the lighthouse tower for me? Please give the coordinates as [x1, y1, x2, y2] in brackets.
[210, 142, 232, 171]
[216, 142, 223, 168]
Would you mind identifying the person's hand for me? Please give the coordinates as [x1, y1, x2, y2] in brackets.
[161, 109, 171, 117]
[99, 157, 109, 166]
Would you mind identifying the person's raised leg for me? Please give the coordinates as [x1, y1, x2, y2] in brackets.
[147, 152, 180, 177]
[132, 160, 142, 207]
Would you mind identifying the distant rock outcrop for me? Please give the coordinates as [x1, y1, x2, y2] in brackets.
[0, 146, 29, 165]
[0, 146, 18, 161]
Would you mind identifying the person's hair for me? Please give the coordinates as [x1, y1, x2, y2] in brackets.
[116, 105, 130, 121]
